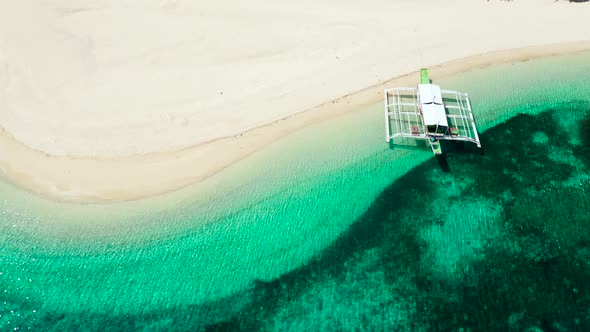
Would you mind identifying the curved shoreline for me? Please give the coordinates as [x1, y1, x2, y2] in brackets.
[2, 41, 590, 203]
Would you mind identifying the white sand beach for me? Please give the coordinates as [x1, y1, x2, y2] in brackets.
[1, 0, 589, 202]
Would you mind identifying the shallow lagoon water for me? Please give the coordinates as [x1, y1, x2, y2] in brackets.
[1, 52, 590, 330]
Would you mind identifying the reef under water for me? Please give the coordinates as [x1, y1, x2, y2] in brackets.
[208, 105, 590, 331]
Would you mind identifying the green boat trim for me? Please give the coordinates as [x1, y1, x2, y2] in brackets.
[420, 68, 430, 84]
[429, 139, 442, 155]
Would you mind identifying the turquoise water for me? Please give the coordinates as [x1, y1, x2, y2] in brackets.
[1, 52, 590, 330]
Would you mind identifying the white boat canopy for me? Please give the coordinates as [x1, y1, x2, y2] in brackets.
[418, 84, 448, 128]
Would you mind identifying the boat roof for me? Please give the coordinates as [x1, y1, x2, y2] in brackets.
[418, 84, 448, 127]
[418, 84, 443, 105]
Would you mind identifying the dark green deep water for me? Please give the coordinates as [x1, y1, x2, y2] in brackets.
[208, 106, 590, 331]
[1, 54, 590, 331]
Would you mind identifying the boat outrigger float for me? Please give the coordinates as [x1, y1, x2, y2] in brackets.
[384, 68, 481, 155]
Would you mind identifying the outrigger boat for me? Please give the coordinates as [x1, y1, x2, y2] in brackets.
[384, 68, 481, 155]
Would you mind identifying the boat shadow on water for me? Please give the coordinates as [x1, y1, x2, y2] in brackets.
[390, 138, 483, 173]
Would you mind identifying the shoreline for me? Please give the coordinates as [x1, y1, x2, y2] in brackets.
[2, 41, 590, 203]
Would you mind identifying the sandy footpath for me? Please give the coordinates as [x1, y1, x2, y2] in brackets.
[1, 0, 589, 202]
